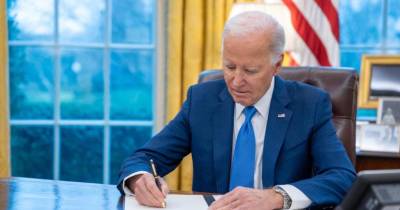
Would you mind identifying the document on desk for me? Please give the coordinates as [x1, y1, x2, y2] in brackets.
[125, 194, 220, 210]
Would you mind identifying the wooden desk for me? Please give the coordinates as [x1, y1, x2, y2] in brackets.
[356, 151, 400, 172]
[0, 177, 124, 210]
[0, 177, 345, 210]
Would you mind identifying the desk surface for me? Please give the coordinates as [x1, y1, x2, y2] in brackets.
[0, 177, 124, 210]
[357, 150, 400, 158]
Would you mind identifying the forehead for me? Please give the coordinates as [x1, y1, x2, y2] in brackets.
[222, 35, 270, 64]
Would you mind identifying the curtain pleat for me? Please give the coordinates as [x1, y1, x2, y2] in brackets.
[0, 0, 10, 178]
[166, 0, 256, 191]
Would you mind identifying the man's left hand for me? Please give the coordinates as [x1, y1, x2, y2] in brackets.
[209, 187, 284, 210]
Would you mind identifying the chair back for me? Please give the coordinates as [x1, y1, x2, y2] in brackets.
[198, 67, 358, 165]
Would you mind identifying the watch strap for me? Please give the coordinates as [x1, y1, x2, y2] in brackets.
[273, 186, 292, 209]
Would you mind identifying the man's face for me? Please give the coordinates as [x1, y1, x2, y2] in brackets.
[222, 33, 282, 106]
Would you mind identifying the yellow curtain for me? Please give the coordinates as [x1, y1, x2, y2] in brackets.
[0, 0, 10, 178]
[166, 0, 255, 191]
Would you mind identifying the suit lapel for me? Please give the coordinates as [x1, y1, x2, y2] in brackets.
[262, 76, 292, 187]
[212, 87, 234, 193]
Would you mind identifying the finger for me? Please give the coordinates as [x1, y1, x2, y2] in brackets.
[135, 177, 163, 207]
[230, 189, 262, 210]
[208, 197, 226, 209]
[232, 203, 255, 210]
[135, 183, 159, 207]
[228, 198, 242, 210]
[217, 205, 233, 210]
[214, 187, 251, 210]
[210, 201, 237, 210]
[159, 178, 169, 196]
[209, 193, 235, 209]
[209, 187, 249, 209]
[143, 176, 166, 206]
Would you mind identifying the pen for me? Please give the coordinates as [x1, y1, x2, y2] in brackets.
[150, 159, 166, 208]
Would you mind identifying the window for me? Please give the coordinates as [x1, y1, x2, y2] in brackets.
[340, 0, 400, 71]
[7, 0, 163, 184]
[339, 0, 400, 119]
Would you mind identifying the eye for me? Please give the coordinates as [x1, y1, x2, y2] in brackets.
[245, 68, 257, 74]
[225, 64, 236, 70]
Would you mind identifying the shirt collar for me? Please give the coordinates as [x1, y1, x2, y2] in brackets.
[235, 76, 275, 119]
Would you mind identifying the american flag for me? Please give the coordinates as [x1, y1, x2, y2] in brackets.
[229, 0, 340, 66]
[281, 0, 340, 66]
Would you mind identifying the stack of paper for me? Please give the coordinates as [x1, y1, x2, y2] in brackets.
[125, 194, 213, 210]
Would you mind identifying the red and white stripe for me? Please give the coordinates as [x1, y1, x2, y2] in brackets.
[281, 0, 340, 66]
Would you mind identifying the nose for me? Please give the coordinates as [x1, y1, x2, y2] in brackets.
[232, 70, 245, 87]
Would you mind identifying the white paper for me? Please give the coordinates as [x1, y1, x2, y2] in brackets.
[124, 194, 211, 210]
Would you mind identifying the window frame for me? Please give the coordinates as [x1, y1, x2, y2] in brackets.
[7, 0, 166, 184]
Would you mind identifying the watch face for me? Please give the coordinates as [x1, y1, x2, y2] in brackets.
[286, 197, 292, 209]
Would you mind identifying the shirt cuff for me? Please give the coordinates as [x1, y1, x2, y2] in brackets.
[278, 184, 312, 209]
[122, 171, 151, 196]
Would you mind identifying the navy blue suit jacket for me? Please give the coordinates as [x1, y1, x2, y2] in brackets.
[118, 76, 356, 206]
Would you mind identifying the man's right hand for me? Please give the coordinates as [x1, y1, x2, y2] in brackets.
[126, 173, 169, 208]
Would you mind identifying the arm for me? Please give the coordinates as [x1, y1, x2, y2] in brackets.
[117, 86, 194, 194]
[291, 92, 356, 206]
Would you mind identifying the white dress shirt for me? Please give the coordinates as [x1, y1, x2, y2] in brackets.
[123, 76, 311, 209]
[233, 77, 311, 209]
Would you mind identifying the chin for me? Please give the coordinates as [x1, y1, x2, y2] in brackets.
[234, 98, 252, 106]
[241, 102, 253, 106]
[230, 92, 253, 106]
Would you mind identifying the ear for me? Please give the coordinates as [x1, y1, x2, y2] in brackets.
[273, 54, 284, 75]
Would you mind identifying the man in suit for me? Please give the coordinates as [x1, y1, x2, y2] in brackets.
[118, 12, 356, 209]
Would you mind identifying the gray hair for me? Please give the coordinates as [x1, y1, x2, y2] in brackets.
[222, 11, 285, 64]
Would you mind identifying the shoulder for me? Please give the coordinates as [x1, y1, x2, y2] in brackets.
[191, 79, 226, 90]
[188, 79, 227, 100]
[278, 77, 330, 104]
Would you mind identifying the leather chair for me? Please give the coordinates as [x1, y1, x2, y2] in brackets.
[198, 67, 358, 165]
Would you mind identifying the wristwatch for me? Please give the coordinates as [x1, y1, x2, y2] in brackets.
[272, 186, 292, 209]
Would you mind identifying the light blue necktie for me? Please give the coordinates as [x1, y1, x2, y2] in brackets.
[229, 106, 257, 190]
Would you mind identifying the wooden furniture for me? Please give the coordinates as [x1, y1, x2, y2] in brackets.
[356, 151, 400, 172]
[0, 177, 124, 210]
[0, 177, 210, 210]
[0, 177, 354, 209]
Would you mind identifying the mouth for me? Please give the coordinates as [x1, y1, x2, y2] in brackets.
[231, 89, 249, 97]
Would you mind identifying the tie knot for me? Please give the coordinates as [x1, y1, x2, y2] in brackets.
[244, 106, 257, 121]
